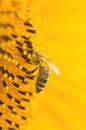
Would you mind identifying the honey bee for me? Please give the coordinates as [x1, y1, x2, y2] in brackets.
[31, 51, 60, 93]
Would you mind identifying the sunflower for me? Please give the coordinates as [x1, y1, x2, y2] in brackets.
[0, 0, 40, 129]
[0, 0, 86, 130]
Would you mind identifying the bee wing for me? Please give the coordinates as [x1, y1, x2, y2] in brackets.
[46, 60, 60, 75]
[39, 57, 60, 75]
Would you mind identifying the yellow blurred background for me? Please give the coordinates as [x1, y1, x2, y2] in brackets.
[30, 0, 86, 130]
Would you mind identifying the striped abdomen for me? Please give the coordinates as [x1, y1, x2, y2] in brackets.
[35, 66, 50, 93]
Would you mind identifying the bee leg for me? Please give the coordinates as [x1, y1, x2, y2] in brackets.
[26, 67, 38, 74]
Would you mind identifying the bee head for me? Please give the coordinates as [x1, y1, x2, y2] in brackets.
[31, 51, 41, 65]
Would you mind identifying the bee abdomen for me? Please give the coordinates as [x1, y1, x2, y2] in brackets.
[35, 66, 50, 93]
